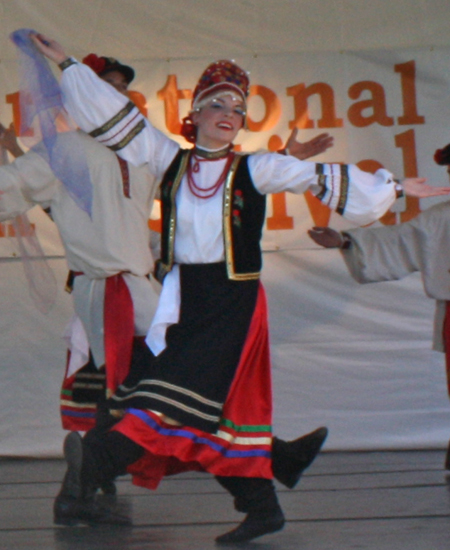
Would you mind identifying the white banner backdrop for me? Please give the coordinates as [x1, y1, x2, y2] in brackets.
[0, 45, 450, 456]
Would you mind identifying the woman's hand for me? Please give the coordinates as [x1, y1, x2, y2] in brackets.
[283, 128, 334, 160]
[402, 177, 450, 197]
[30, 33, 68, 64]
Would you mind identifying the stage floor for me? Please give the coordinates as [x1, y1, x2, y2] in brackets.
[1, 449, 449, 549]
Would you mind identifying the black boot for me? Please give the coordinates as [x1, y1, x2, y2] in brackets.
[54, 493, 131, 526]
[215, 505, 285, 544]
[91, 392, 119, 497]
[272, 426, 328, 489]
[53, 432, 131, 526]
[215, 476, 285, 544]
[82, 411, 144, 498]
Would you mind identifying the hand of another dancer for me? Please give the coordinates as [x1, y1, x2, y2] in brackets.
[402, 177, 450, 198]
[30, 33, 68, 64]
[307, 226, 343, 248]
[283, 128, 334, 160]
[0, 123, 24, 158]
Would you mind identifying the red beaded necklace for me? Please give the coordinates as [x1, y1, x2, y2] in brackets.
[187, 148, 235, 199]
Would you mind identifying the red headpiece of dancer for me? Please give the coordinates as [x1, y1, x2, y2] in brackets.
[181, 59, 249, 144]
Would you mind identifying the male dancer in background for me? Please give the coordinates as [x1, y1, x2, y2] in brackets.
[1, 55, 160, 442]
[308, 142, 450, 469]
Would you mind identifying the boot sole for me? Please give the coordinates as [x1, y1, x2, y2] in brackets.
[216, 512, 285, 543]
[54, 515, 80, 527]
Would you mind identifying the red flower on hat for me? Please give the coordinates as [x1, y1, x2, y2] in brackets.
[82, 54, 107, 75]
[434, 143, 450, 166]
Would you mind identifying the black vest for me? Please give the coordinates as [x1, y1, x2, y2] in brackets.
[155, 149, 266, 282]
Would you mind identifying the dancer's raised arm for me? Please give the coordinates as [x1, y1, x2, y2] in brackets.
[31, 33, 179, 176]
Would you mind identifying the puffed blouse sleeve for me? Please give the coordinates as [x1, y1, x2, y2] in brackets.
[60, 59, 179, 179]
[248, 152, 398, 225]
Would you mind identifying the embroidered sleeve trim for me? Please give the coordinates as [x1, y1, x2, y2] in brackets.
[314, 163, 350, 215]
[59, 58, 77, 71]
[97, 111, 140, 144]
[315, 164, 327, 201]
[108, 119, 146, 151]
[336, 164, 350, 215]
[89, 101, 136, 138]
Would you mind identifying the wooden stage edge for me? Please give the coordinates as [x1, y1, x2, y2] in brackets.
[1, 449, 450, 549]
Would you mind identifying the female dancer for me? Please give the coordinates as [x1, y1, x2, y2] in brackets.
[33, 33, 450, 543]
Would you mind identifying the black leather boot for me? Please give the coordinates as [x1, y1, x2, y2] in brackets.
[272, 426, 328, 489]
[54, 494, 131, 526]
[215, 476, 285, 543]
[53, 432, 131, 526]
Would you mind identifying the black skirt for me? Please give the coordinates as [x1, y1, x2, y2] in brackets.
[109, 262, 259, 433]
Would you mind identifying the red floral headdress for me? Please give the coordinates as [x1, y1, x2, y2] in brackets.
[192, 60, 249, 109]
[180, 60, 249, 143]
